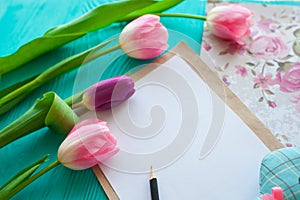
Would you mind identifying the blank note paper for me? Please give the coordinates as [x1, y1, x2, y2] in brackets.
[80, 54, 271, 200]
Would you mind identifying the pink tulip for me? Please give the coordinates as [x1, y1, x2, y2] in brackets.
[119, 14, 168, 59]
[82, 76, 135, 111]
[207, 4, 254, 44]
[58, 119, 119, 170]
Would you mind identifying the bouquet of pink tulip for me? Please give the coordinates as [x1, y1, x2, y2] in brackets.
[0, 1, 255, 198]
[0, 14, 169, 116]
[0, 3, 254, 116]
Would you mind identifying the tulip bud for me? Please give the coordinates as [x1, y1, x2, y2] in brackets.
[207, 4, 254, 44]
[82, 76, 135, 111]
[58, 119, 119, 170]
[119, 14, 169, 59]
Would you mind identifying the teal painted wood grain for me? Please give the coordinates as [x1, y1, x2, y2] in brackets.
[1, 0, 299, 199]
[0, 0, 206, 199]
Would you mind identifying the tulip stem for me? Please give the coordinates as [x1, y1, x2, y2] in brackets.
[8, 160, 61, 199]
[86, 44, 121, 62]
[64, 90, 85, 106]
[156, 13, 207, 21]
[72, 101, 84, 109]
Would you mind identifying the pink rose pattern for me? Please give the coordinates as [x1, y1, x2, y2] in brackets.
[276, 62, 300, 92]
[202, 3, 300, 147]
[249, 36, 289, 60]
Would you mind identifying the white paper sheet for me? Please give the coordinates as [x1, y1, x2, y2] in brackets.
[80, 55, 270, 200]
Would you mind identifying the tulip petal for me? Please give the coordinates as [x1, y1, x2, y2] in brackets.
[207, 4, 254, 44]
[119, 14, 169, 59]
[58, 119, 119, 170]
[82, 76, 135, 111]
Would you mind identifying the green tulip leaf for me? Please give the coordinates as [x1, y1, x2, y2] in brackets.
[0, 155, 49, 199]
[44, 93, 79, 134]
[0, 38, 113, 116]
[0, 77, 37, 116]
[293, 40, 300, 57]
[0, 34, 83, 76]
[0, 0, 160, 75]
[0, 76, 37, 99]
[121, 0, 183, 21]
[44, 0, 159, 36]
[0, 94, 29, 116]
[0, 92, 79, 148]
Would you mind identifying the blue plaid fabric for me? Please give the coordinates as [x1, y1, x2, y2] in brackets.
[258, 147, 300, 199]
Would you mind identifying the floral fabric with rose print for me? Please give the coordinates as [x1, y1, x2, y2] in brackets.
[201, 2, 300, 147]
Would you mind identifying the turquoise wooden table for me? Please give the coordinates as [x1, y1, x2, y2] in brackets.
[1, 0, 299, 199]
[0, 0, 206, 199]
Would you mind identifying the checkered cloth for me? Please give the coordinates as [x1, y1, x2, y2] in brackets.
[258, 147, 300, 200]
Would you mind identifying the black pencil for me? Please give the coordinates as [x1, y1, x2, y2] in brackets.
[150, 166, 160, 200]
